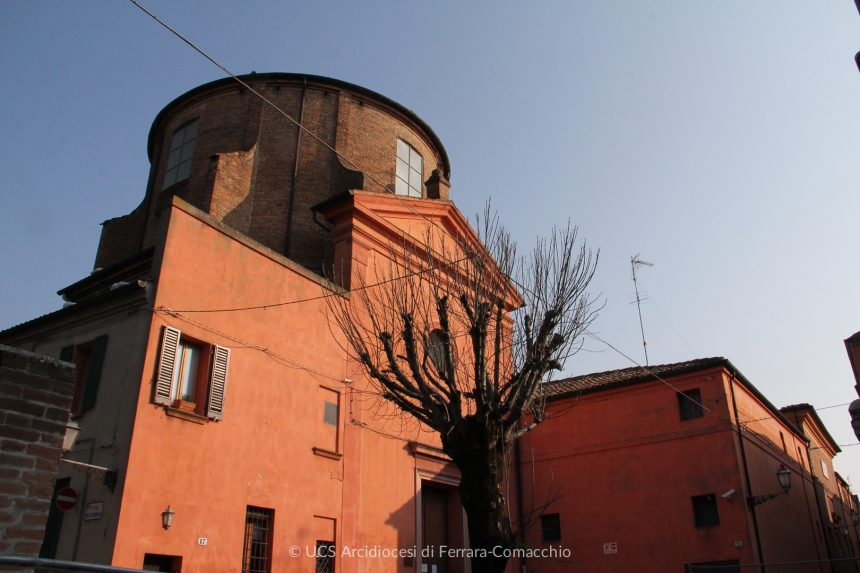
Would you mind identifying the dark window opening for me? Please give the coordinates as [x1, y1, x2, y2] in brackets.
[678, 389, 704, 421]
[686, 560, 740, 573]
[142, 554, 182, 572]
[692, 494, 720, 528]
[315, 541, 335, 573]
[60, 334, 108, 413]
[428, 330, 449, 374]
[242, 506, 274, 573]
[540, 513, 562, 542]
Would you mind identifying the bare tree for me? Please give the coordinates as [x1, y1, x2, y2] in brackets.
[326, 208, 598, 573]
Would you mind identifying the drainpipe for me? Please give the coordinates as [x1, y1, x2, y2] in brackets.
[71, 438, 95, 561]
[515, 431, 526, 573]
[806, 442, 836, 573]
[284, 77, 307, 258]
[728, 373, 767, 572]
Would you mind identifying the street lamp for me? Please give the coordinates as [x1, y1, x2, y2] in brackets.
[62, 418, 80, 453]
[748, 465, 792, 509]
[161, 506, 175, 530]
[777, 464, 792, 493]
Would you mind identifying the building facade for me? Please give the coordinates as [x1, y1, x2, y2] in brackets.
[520, 358, 856, 573]
[0, 74, 481, 573]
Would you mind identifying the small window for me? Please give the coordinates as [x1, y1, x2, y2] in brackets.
[798, 446, 806, 469]
[540, 513, 561, 542]
[395, 139, 423, 197]
[692, 494, 720, 528]
[154, 326, 231, 420]
[323, 401, 339, 426]
[678, 389, 704, 421]
[242, 507, 274, 573]
[60, 334, 108, 413]
[821, 460, 829, 479]
[779, 431, 787, 453]
[315, 541, 335, 573]
[163, 120, 199, 189]
[427, 330, 449, 374]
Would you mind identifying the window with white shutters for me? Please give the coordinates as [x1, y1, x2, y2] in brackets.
[207, 345, 230, 420]
[154, 326, 181, 405]
[153, 326, 230, 420]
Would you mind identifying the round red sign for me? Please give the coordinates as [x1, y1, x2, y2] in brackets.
[55, 487, 78, 511]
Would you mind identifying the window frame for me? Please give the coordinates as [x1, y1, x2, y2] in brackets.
[691, 494, 720, 528]
[162, 119, 199, 190]
[153, 325, 231, 420]
[540, 513, 562, 542]
[395, 138, 424, 198]
[678, 388, 704, 421]
[242, 506, 274, 573]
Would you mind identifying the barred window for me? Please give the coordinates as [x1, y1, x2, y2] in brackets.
[678, 389, 704, 421]
[316, 541, 335, 573]
[540, 513, 561, 542]
[692, 494, 720, 528]
[242, 506, 274, 573]
[163, 120, 198, 189]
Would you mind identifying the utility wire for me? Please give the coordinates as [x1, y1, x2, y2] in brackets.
[128, 0, 466, 257]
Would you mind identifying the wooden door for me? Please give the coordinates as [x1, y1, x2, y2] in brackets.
[422, 486, 449, 573]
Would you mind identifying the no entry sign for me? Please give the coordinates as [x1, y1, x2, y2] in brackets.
[56, 487, 78, 511]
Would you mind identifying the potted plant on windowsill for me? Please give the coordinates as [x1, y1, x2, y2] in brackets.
[174, 394, 196, 412]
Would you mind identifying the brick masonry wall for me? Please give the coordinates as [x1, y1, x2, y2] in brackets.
[115, 75, 451, 278]
[0, 345, 75, 557]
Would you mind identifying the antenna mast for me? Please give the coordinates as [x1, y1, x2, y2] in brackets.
[631, 254, 654, 366]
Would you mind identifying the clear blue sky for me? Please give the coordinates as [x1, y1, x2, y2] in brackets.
[2, 1, 860, 480]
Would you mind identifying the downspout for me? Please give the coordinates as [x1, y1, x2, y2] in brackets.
[284, 76, 307, 258]
[729, 372, 767, 572]
[515, 431, 526, 573]
[806, 441, 836, 573]
[71, 438, 96, 561]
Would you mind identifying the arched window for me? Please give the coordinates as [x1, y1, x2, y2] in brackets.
[427, 330, 448, 374]
[395, 139, 423, 197]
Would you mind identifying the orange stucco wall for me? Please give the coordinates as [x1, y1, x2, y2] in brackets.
[110, 197, 476, 573]
[520, 367, 827, 572]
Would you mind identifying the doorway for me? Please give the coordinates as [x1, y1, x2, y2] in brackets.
[422, 485, 449, 573]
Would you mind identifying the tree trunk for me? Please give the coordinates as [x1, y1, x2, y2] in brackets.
[443, 417, 511, 573]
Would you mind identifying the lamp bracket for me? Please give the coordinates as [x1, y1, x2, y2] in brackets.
[60, 458, 117, 492]
[747, 492, 783, 510]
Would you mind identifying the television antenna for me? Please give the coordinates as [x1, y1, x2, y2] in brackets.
[631, 254, 654, 366]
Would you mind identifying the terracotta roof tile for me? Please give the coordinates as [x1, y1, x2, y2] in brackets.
[542, 357, 729, 400]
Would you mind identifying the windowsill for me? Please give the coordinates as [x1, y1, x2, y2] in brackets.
[165, 407, 209, 425]
[312, 447, 342, 460]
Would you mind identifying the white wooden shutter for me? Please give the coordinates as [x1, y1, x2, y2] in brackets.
[207, 345, 230, 420]
[154, 326, 181, 405]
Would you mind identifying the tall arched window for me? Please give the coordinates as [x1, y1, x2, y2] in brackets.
[395, 139, 423, 197]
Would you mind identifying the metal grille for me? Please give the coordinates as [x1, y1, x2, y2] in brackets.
[540, 513, 561, 542]
[242, 507, 274, 573]
[692, 494, 720, 528]
[316, 541, 335, 573]
[678, 389, 704, 421]
[323, 401, 338, 426]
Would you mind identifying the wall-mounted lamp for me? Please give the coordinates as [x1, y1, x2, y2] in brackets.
[851, 510, 859, 526]
[162, 506, 175, 530]
[62, 418, 81, 453]
[748, 465, 792, 510]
